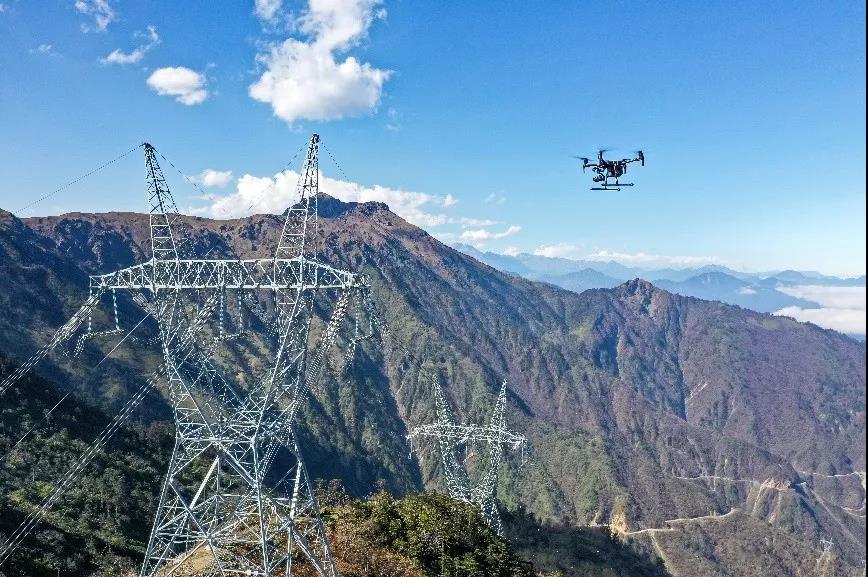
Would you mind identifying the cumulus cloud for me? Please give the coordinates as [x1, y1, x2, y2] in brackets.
[533, 243, 582, 259]
[102, 25, 160, 65]
[503, 246, 521, 257]
[248, 0, 390, 124]
[254, 0, 283, 21]
[191, 168, 453, 227]
[190, 169, 233, 188]
[774, 285, 866, 335]
[146, 67, 209, 105]
[75, 0, 115, 32]
[460, 225, 522, 242]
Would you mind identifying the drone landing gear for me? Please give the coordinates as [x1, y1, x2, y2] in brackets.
[591, 182, 633, 191]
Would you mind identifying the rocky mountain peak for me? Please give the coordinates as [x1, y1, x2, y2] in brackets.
[281, 193, 392, 220]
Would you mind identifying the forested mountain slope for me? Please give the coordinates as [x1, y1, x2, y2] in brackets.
[0, 196, 863, 576]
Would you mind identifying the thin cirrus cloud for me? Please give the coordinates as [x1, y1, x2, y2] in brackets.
[460, 225, 522, 242]
[29, 44, 57, 56]
[249, 0, 391, 125]
[146, 67, 209, 105]
[74, 0, 115, 32]
[102, 25, 160, 65]
[531, 245, 727, 267]
[774, 285, 866, 335]
[485, 192, 507, 205]
[585, 250, 725, 267]
[190, 169, 455, 228]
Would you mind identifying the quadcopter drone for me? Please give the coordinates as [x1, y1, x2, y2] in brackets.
[573, 149, 645, 191]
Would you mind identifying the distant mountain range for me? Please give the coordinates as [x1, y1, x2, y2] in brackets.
[454, 244, 866, 335]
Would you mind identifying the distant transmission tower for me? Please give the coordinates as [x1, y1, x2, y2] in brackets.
[408, 377, 526, 534]
[817, 537, 834, 571]
[0, 134, 375, 575]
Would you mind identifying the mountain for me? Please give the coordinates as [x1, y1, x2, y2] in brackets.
[0, 197, 865, 576]
[453, 245, 639, 281]
[453, 246, 864, 288]
[452, 245, 866, 336]
[536, 269, 622, 294]
[768, 270, 866, 286]
[652, 271, 816, 313]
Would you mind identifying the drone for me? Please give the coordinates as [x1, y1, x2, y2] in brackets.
[573, 149, 645, 191]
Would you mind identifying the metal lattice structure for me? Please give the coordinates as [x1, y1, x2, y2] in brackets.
[0, 133, 534, 571]
[408, 377, 526, 534]
[0, 134, 378, 575]
[129, 134, 359, 576]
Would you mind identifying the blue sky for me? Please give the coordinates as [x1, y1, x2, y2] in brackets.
[0, 0, 865, 276]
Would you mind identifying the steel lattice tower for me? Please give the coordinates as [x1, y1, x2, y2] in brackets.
[408, 377, 526, 534]
[79, 134, 362, 576]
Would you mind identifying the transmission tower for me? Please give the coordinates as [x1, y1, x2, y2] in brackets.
[817, 537, 834, 573]
[0, 134, 374, 575]
[408, 377, 526, 534]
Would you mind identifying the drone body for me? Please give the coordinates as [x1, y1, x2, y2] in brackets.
[574, 149, 645, 191]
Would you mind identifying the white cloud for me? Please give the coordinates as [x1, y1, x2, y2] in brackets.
[460, 225, 522, 242]
[774, 306, 866, 335]
[777, 285, 866, 309]
[102, 25, 160, 65]
[30, 44, 57, 56]
[460, 217, 499, 228]
[191, 169, 234, 188]
[530, 246, 725, 267]
[248, 0, 390, 124]
[0, 4, 7, 14]
[75, 0, 115, 32]
[146, 67, 209, 105]
[774, 285, 866, 335]
[485, 192, 506, 205]
[443, 194, 458, 207]
[533, 243, 582, 259]
[191, 169, 453, 227]
[503, 246, 521, 257]
[585, 250, 725, 268]
[738, 286, 757, 295]
[254, 0, 283, 21]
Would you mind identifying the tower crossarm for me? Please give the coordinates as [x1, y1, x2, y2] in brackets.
[408, 423, 526, 447]
[89, 257, 361, 291]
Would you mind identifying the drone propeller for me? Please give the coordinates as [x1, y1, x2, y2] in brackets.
[635, 150, 645, 165]
[571, 155, 590, 171]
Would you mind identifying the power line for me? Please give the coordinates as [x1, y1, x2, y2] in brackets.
[14, 144, 143, 216]
[243, 140, 309, 215]
[1, 312, 152, 463]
